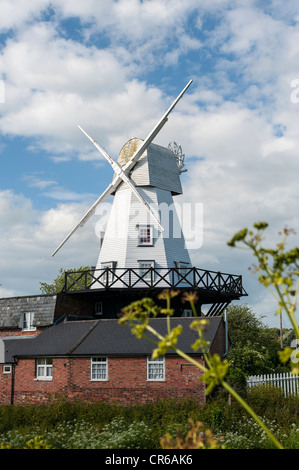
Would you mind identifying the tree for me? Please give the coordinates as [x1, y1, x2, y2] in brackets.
[226, 304, 284, 372]
[40, 267, 91, 294]
[226, 304, 267, 346]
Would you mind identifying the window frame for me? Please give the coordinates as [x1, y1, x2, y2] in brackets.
[138, 225, 153, 246]
[147, 356, 165, 381]
[101, 262, 115, 284]
[90, 357, 108, 381]
[3, 365, 12, 374]
[138, 260, 155, 282]
[36, 358, 53, 381]
[21, 312, 36, 332]
[95, 301, 103, 316]
[175, 261, 190, 281]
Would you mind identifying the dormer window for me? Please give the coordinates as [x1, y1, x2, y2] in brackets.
[20, 312, 36, 332]
[138, 225, 153, 246]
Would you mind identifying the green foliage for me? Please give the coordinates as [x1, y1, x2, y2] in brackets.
[226, 304, 285, 375]
[25, 436, 52, 449]
[40, 266, 91, 294]
[219, 416, 286, 449]
[0, 394, 299, 449]
[227, 304, 273, 345]
[0, 418, 153, 449]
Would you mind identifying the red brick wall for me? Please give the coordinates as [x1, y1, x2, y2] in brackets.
[0, 365, 13, 404]
[5, 355, 206, 406]
[12, 358, 69, 405]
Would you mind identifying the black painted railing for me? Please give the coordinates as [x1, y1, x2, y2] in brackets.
[63, 267, 247, 297]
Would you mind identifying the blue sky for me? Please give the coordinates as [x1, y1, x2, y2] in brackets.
[0, 0, 299, 329]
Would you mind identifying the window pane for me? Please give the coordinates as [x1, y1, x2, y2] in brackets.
[37, 358, 52, 379]
[91, 358, 107, 380]
[101, 263, 114, 283]
[139, 262, 154, 280]
[139, 226, 153, 245]
[147, 357, 165, 380]
[23, 312, 35, 330]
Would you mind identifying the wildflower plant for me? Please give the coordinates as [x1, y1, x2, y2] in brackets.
[227, 222, 299, 373]
[161, 418, 225, 449]
[119, 288, 284, 449]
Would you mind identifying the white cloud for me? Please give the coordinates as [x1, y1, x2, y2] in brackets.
[22, 174, 57, 190]
[0, 190, 100, 296]
[0, 0, 298, 328]
[0, 0, 49, 32]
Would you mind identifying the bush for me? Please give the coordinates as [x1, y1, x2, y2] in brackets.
[218, 416, 285, 449]
[245, 385, 299, 428]
[0, 418, 155, 449]
[0, 394, 299, 449]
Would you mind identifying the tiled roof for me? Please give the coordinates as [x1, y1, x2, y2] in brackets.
[0, 295, 56, 329]
[3, 316, 223, 361]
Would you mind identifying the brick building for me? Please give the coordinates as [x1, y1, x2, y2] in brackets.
[0, 315, 227, 406]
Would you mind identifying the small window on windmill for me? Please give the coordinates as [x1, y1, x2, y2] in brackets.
[101, 262, 115, 284]
[175, 262, 189, 280]
[138, 225, 153, 246]
[95, 302, 103, 316]
[139, 261, 154, 281]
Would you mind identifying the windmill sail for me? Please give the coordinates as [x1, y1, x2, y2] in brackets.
[78, 126, 164, 231]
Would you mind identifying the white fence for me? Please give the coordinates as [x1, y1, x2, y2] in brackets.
[247, 373, 299, 397]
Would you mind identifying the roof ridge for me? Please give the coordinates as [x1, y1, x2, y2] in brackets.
[66, 320, 100, 355]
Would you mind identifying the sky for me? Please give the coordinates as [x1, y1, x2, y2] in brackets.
[0, 0, 299, 329]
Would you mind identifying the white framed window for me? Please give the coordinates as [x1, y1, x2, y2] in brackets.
[175, 261, 189, 281]
[138, 225, 153, 246]
[95, 302, 103, 315]
[147, 356, 165, 381]
[21, 312, 36, 331]
[3, 365, 12, 374]
[139, 261, 154, 281]
[91, 357, 108, 381]
[36, 358, 53, 380]
[101, 262, 115, 284]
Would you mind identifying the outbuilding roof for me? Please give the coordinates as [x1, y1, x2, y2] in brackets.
[2, 316, 224, 361]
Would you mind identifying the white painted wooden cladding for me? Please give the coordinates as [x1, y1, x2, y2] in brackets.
[92, 185, 191, 289]
[113, 141, 182, 196]
[247, 373, 299, 397]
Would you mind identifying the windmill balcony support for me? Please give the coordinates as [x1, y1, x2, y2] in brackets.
[62, 267, 247, 298]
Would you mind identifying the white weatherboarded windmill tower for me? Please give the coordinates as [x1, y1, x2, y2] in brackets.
[91, 136, 192, 285]
[52, 81, 247, 317]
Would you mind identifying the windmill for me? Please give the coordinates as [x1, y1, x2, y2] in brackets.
[52, 80, 192, 258]
[52, 80, 247, 315]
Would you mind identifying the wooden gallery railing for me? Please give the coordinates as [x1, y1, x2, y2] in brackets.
[63, 267, 247, 298]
